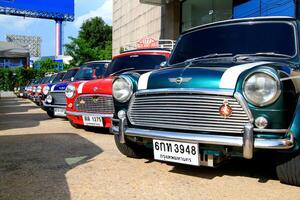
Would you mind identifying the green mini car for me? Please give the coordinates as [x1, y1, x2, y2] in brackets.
[111, 17, 300, 186]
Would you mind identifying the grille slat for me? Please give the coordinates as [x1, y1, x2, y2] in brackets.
[128, 93, 250, 134]
[75, 95, 114, 114]
[51, 92, 66, 105]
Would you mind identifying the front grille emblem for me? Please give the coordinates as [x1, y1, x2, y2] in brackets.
[79, 100, 86, 104]
[219, 99, 232, 118]
[92, 97, 99, 103]
[93, 87, 98, 92]
[168, 77, 192, 84]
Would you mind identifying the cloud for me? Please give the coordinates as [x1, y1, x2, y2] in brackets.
[74, 0, 112, 28]
[0, 15, 35, 30]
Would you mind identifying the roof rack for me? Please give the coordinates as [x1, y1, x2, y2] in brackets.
[123, 39, 176, 51]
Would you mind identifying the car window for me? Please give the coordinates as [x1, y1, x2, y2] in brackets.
[169, 22, 296, 65]
[62, 69, 79, 81]
[105, 54, 167, 76]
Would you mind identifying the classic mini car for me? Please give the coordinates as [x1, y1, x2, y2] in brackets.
[32, 74, 55, 105]
[43, 67, 80, 117]
[65, 49, 170, 129]
[36, 72, 66, 107]
[111, 17, 300, 186]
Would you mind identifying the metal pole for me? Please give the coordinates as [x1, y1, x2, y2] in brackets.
[55, 19, 63, 57]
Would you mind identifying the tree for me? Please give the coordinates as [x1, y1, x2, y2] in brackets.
[65, 17, 112, 66]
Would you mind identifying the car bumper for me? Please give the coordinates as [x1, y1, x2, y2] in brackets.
[111, 119, 294, 159]
[66, 111, 113, 128]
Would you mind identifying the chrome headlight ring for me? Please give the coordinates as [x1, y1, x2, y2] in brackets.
[112, 76, 133, 103]
[243, 70, 281, 107]
[65, 84, 76, 99]
[43, 86, 50, 95]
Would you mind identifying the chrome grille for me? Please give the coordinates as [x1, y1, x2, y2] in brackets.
[128, 93, 250, 134]
[51, 92, 66, 105]
[75, 95, 114, 114]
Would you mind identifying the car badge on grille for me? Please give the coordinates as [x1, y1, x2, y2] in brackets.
[92, 97, 99, 103]
[79, 100, 86, 104]
[219, 99, 232, 118]
[93, 87, 98, 92]
[168, 77, 192, 84]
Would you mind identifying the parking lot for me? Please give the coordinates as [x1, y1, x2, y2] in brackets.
[0, 97, 299, 200]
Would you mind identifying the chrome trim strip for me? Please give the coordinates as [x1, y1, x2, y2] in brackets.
[234, 92, 254, 123]
[254, 128, 288, 133]
[111, 126, 294, 150]
[135, 88, 234, 96]
[66, 111, 113, 118]
[42, 103, 66, 109]
[76, 94, 112, 97]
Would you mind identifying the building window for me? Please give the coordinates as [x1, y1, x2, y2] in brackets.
[181, 0, 233, 32]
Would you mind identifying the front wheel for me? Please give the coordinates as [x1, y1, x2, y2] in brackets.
[46, 110, 55, 118]
[114, 135, 151, 158]
[276, 151, 300, 186]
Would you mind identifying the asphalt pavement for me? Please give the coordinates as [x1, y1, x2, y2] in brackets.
[0, 97, 299, 200]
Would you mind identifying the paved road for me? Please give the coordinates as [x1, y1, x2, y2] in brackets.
[0, 97, 299, 200]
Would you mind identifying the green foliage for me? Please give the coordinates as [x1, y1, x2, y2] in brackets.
[65, 17, 112, 66]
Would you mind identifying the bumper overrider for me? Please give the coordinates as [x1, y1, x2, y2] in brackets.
[111, 90, 294, 160]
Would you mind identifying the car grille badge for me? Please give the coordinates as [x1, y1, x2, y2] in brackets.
[219, 99, 232, 118]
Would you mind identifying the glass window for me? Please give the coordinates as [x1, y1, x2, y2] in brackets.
[169, 22, 296, 65]
[181, 0, 232, 32]
[105, 54, 167, 76]
[62, 69, 79, 81]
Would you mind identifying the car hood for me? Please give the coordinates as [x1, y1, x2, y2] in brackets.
[139, 61, 272, 91]
[52, 82, 70, 91]
[77, 78, 113, 95]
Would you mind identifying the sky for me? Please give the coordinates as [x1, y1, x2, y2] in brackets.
[0, 0, 112, 56]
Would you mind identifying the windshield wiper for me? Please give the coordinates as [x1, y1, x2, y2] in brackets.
[185, 53, 233, 65]
[111, 68, 135, 76]
[235, 52, 292, 59]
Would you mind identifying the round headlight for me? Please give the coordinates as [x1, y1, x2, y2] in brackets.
[45, 95, 53, 104]
[37, 86, 42, 93]
[65, 84, 76, 99]
[113, 77, 133, 103]
[43, 86, 50, 95]
[243, 72, 281, 107]
[33, 87, 37, 93]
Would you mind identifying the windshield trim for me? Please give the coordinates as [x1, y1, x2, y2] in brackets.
[168, 21, 298, 67]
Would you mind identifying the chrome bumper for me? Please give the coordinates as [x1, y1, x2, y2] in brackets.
[66, 111, 113, 118]
[42, 101, 66, 109]
[111, 121, 294, 159]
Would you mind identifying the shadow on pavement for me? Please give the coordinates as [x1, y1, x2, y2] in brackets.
[168, 152, 278, 183]
[0, 133, 102, 200]
[0, 97, 38, 114]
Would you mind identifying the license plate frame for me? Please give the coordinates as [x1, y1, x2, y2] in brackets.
[153, 139, 200, 166]
[54, 108, 66, 117]
[82, 115, 103, 127]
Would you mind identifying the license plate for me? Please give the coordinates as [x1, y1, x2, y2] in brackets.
[153, 140, 199, 166]
[82, 115, 103, 127]
[54, 108, 66, 117]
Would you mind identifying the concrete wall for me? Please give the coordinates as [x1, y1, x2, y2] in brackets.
[112, 0, 180, 56]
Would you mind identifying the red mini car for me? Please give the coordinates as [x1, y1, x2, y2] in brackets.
[66, 49, 171, 129]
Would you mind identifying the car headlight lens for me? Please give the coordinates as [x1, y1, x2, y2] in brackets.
[45, 95, 53, 104]
[37, 86, 42, 93]
[113, 77, 133, 103]
[33, 87, 37, 93]
[43, 86, 50, 95]
[65, 84, 76, 98]
[243, 72, 281, 107]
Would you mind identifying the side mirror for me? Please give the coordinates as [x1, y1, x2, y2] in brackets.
[160, 61, 167, 67]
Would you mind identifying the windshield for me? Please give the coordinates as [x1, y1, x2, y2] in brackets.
[62, 69, 79, 81]
[105, 54, 167, 76]
[52, 72, 65, 83]
[41, 76, 51, 84]
[74, 68, 95, 81]
[81, 62, 109, 77]
[48, 75, 56, 83]
[169, 22, 296, 65]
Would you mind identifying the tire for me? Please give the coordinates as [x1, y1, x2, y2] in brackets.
[46, 110, 55, 118]
[114, 135, 146, 158]
[276, 152, 300, 186]
[69, 120, 80, 129]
